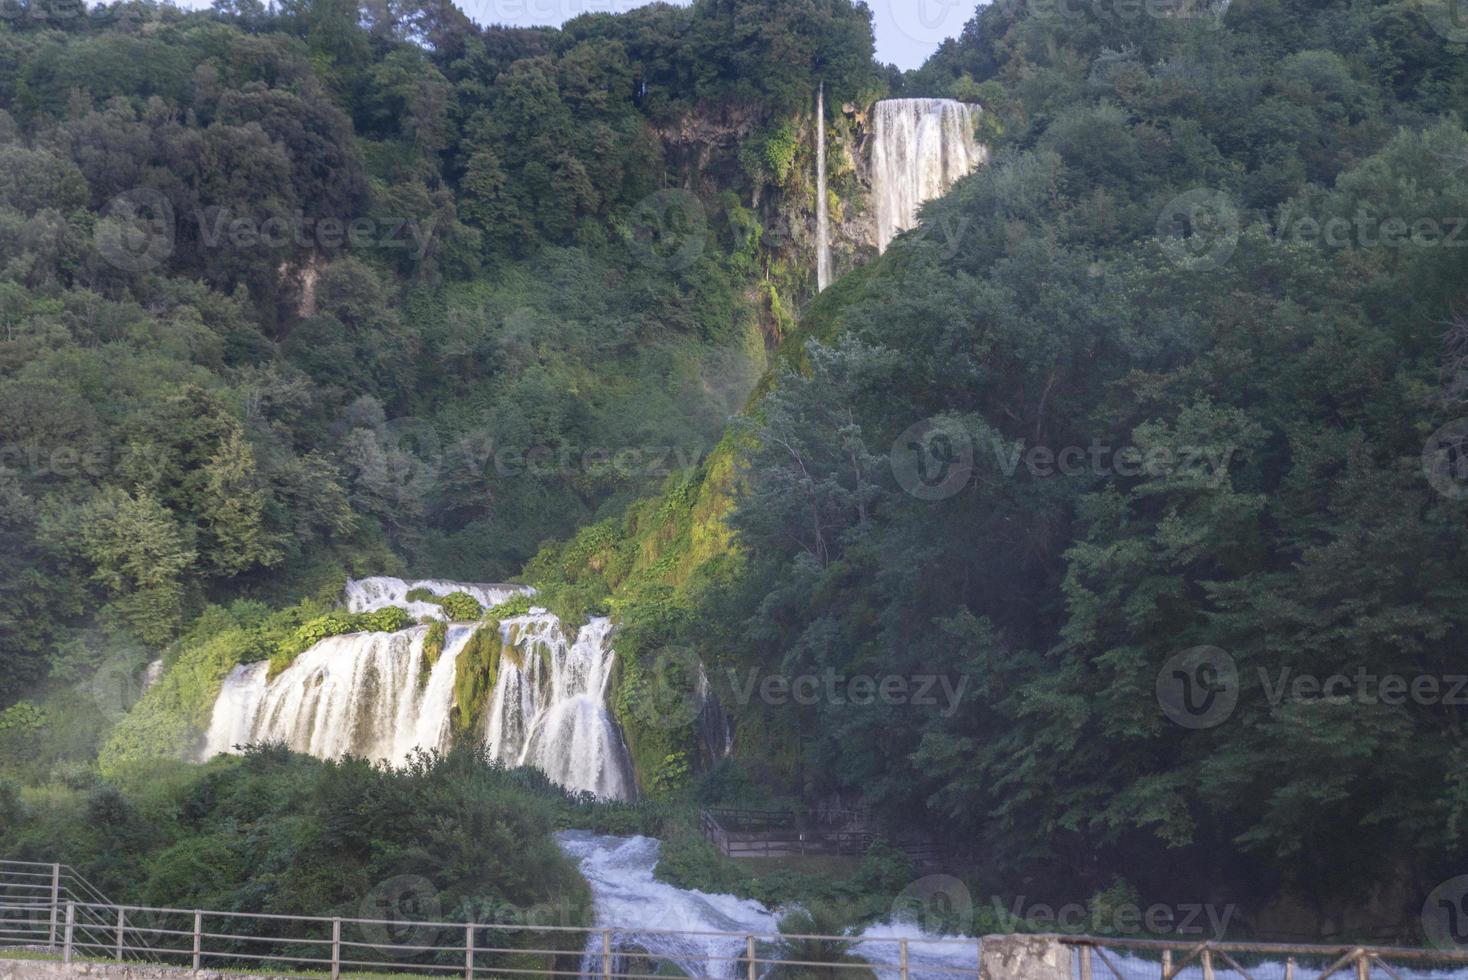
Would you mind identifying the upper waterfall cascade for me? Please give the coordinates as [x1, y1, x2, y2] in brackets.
[202, 578, 635, 800]
[815, 82, 832, 292]
[870, 99, 987, 253]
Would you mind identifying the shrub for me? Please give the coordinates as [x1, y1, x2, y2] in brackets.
[438, 592, 484, 621]
[487, 593, 533, 619]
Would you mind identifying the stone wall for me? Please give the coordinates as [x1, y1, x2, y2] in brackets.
[981, 934, 1075, 980]
[0, 959, 284, 980]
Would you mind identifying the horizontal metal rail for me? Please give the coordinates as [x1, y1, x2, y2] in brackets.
[18, 894, 990, 980]
[1061, 935, 1468, 980]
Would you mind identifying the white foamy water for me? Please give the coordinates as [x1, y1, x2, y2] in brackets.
[202, 624, 475, 764]
[870, 99, 987, 253]
[202, 579, 634, 799]
[486, 616, 634, 800]
[556, 831, 987, 980]
[345, 576, 531, 620]
[855, 921, 984, 980]
[557, 831, 779, 979]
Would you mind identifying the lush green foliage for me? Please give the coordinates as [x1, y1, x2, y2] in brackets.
[523, 0, 1468, 930]
[3, 745, 593, 971]
[269, 605, 415, 676]
[0, 0, 879, 708]
[487, 593, 534, 620]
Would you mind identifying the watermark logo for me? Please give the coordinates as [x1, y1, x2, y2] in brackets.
[882, 0, 974, 43]
[1157, 190, 1240, 271]
[1423, 876, 1468, 950]
[1423, 419, 1468, 500]
[626, 189, 707, 272]
[358, 875, 443, 959]
[96, 189, 175, 273]
[86, 643, 153, 722]
[1425, 0, 1468, 43]
[630, 646, 705, 731]
[351, 417, 444, 502]
[891, 875, 974, 935]
[1156, 647, 1239, 729]
[891, 418, 975, 501]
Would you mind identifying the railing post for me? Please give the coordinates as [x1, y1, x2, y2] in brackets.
[332, 917, 342, 980]
[1163, 949, 1173, 980]
[1202, 948, 1215, 980]
[62, 901, 74, 965]
[48, 863, 60, 949]
[1081, 945, 1093, 980]
[746, 934, 757, 980]
[601, 928, 611, 980]
[192, 910, 202, 970]
[1285, 958, 1296, 980]
[1355, 949, 1369, 980]
[116, 907, 126, 961]
[900, 937, 910, 980]
[465, 921, 475, 980]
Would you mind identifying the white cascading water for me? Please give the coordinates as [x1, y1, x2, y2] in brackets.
[346, 576, 526, 620]
[202, 624, 477, 764]
[816, 82, 833, 292]
[484, 615, 634, 801]
[202, 579, 635, 800]
[870, 99, 987, 253]
[557, 831, 986, 980]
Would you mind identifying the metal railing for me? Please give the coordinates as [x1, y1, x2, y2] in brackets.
[42, 899, 986, 979]
[1061, 937, 1468, 980]
[0, 852, 985, 980]
[0, 859, 136, 953]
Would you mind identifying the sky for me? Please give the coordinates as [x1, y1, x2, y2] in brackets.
[445, 0, 977, 71]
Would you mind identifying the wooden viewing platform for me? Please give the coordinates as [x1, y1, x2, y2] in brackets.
[697, 807, 947, 866]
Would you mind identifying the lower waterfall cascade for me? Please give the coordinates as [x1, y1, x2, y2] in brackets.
[557, 831, 987, 980]
[201, 578, 636, 800]
[870, 98, 987, 253]
[484, 614, 635, 801]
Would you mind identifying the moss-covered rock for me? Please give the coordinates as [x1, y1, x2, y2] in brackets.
[421, 620, 448, 688]
[452, 622, 504, 738]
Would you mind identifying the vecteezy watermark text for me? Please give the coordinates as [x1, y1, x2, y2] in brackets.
[723, 668, 968, 718]
[1158, 647, 1468, 729]
[988, 896, 1238, 938]
[196, 209, 436, 259]
[891, 419, 1239, 502]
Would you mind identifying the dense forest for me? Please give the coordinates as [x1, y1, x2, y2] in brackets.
[2, 0, 1468, 948]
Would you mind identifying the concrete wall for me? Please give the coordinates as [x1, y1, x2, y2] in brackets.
[981, 934, 1075, 980]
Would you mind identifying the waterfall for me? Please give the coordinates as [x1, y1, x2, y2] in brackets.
[869, 99, 987, 253]
[201, 579, 635, 800]
[816, 82, 833, 292]
[558, 831, 779, 979]
[557, 831, 985, 980]
[202, 625, 476, 764]
[484, 615, 634, 801]
[346, 576, 527, 620]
